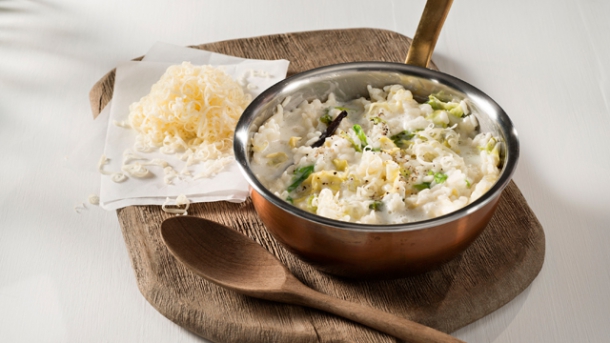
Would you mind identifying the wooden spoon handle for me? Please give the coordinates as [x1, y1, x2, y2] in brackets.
[287, 281, 465, 343]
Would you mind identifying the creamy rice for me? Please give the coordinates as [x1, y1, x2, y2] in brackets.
[250, 85, 502, 224]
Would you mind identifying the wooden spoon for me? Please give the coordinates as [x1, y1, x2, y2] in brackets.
[161, 216, 465, 343]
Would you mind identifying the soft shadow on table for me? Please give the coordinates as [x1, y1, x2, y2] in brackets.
[452, 283, 532, 341]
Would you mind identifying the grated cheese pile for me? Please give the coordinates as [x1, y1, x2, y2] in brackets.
[128, 62, 252, 174]
[95, 61, 266, 210]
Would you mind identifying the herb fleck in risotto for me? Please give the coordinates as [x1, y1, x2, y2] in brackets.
[250, 85, 502, 224]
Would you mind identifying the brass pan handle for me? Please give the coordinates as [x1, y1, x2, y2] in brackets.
[405, 0, 454, 68]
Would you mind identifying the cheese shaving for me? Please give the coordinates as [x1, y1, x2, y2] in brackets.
[145, 159, 169, 168]
[98, 154, 127, 183]
[162, 194, 190, 215]
[237, 69, 273, 87]
[194, 156, 234, 179]
[112, 120, 131, 128]
[163, 166, 180, 184]
[111, 173, 127, 183]
[97, 155, 110, 173]
[121, 162, 150, 178]
[122, 150, 146, 164]
[88, 194, 100, 205]
[74, 203, 86, 213]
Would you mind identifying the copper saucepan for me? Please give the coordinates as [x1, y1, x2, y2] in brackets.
[234, 0, 519, 279]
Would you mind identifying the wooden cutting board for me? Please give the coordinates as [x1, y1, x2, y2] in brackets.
[90, 28, 545, 343]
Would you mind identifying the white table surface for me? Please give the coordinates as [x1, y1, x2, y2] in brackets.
[1, 0, 609, 342]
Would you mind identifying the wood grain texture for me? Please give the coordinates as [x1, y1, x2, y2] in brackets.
[95, 29, 545, 342]
[89, 28, 436, 118]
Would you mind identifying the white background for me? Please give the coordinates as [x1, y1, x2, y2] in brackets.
[1, 0, 609, 342]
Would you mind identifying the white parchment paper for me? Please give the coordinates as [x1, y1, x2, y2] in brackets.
[98, 43, 289, 210]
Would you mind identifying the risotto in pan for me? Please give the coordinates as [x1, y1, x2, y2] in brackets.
[250, 85, 502, 224]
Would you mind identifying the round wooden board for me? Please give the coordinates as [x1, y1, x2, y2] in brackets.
[92, 29, 545, 343]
